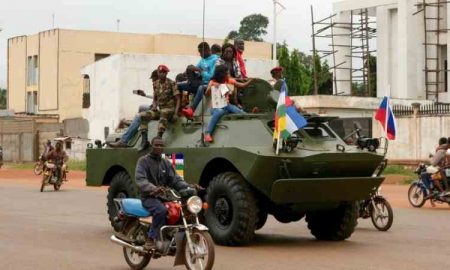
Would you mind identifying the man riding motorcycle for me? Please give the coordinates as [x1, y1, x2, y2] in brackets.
[424, 137, 448, 198]
[135, 136, 196, 250]
[45, 141, 69, 181]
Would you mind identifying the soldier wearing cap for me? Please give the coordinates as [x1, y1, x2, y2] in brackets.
[109, 65, 180, 151]
[269, 66, 283, 90]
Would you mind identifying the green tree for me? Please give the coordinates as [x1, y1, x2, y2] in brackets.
[226, 14, 269, 42]
[0, 88, 6, 109]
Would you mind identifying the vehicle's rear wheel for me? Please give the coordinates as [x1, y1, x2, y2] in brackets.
[306, 202, 358, 241]
[123, 226, 151, 270]
[107, 172, 138, 230]
[205, 172, 257, 246]
[53, 182, 61, 191]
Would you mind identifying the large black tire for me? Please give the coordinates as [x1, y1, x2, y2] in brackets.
[306, 202, 358, 241]
[273, 208, 305, 224]
[107, 172, 139, 229]
[370, 197, 394, 232]
[205, 172, 257, 246]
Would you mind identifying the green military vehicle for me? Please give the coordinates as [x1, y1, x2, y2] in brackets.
[86, 79, 387, 246]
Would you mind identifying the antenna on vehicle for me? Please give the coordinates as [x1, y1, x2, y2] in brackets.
[200, 0, 207, 147]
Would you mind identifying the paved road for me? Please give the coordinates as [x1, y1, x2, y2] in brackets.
[0, 169, 449, 270]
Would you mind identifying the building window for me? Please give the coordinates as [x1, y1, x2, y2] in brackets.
[26, 91, 37, 114]
[95, 53, 110, 61]
[82, 75, 90, 108]
[65, 141, 72, 150]
[27, 55, 39, 86]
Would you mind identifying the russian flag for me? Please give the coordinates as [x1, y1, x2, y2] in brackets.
[273, 81, 307, 141]
[375, 96, 397, 140]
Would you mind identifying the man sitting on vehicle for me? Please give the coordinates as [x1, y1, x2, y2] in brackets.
[135, 137, 191, 250]
[180, 42, 219, 119]
[109, 65, 180, 151]
[45, 141, 69, 181]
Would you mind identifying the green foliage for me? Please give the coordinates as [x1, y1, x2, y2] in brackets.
[8, 160, 86, 171]
[226, 14, 269, 42]
[351, 55, 377, 97]
[276, 43, 332, 96]
[0, 88, 6, 109]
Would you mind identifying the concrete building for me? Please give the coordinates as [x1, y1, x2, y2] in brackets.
[7, 29, 272, 121]
[333, 0, 450, 102]
[81, 53, 274, 141]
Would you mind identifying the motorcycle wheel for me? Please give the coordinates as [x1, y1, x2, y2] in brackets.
[370, 197, 393, 231]
[184, 231, 215, 270]
[40, 175, 48, 192]
[34, 162, 43, 175]
[54, 182, 62, 191]
[123, 227, 151, 270]
[408, 183, 426, 208]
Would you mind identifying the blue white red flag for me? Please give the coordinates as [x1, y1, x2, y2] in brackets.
[374, 96, 397, 140]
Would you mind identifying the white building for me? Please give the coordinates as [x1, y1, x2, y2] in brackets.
[334, 0, 450, 102]
[81, 53, 274, 142]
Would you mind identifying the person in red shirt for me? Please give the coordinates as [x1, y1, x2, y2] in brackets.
[234, 39, 247, 79]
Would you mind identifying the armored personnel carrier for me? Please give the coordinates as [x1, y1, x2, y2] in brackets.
[86, 79, 387, 246]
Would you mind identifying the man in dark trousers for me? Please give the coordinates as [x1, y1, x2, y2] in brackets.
[135, 137, 191, 249]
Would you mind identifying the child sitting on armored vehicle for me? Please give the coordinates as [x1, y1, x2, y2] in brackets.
[204, 65, 253, 143]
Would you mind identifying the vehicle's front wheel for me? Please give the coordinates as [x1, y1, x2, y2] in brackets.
[184, 231, 215, 270]
[306, 202, 358, 241]
[408, 182, 426, 208]
[370, 197, 393, 231]
[205, 172, 257, 246]
[107, 172, 138, 229]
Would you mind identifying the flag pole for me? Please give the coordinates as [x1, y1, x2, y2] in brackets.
[276, 130, 281, 155]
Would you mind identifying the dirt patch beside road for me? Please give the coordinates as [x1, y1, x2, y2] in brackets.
[0, 167, 103, 191]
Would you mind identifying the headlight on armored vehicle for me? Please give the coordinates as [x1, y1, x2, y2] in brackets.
[187, 196, 203, 214]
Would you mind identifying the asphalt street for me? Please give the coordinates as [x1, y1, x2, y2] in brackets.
[0, 172, 449, 270]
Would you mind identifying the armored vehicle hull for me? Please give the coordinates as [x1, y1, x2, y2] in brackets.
[86, 80, 387, 245]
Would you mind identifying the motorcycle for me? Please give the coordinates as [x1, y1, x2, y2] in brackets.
[110, 187, 215, 270]
[358, 187, 394, 231]
[408, 163, 450, 207]
[40, 161, 66, 192]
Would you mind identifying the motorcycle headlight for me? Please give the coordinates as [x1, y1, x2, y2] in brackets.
[187, 196, 203, 214]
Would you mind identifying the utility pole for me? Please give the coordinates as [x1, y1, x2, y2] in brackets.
[52, 13, 55, 28]
[272, 0, 286, 67]
[116, 19, 120, 32]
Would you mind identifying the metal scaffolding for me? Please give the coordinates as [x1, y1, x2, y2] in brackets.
[311, 7, 376, 96]
[414, 0, 450, 102]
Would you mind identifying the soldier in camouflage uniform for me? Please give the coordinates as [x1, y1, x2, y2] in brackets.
[109, 65, 180, 151]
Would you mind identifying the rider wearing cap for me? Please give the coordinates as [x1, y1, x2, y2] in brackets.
[109, 65, 180, 151]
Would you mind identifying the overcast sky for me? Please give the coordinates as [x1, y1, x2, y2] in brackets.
[0, 0, 336, 88]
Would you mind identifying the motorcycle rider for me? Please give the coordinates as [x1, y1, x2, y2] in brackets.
[45, 141, 69, 181]
[40, 140, 55, 162]
[428, 137, 448, 197]
[135, 136, 193, 250]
